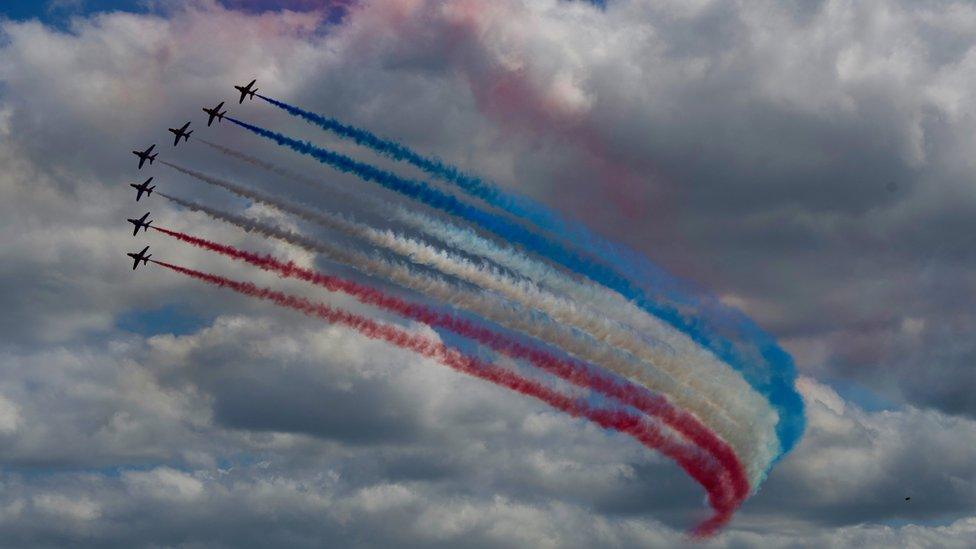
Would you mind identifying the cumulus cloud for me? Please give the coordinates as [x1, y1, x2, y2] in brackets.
[123, 467, 205, 502]
[1, 0, 975, 546]
[308, 0, 976, 422]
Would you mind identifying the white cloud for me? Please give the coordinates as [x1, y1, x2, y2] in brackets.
[1, 0, 975, 546]
[0, 394, 21, 435]
[124, 467, 205, 502]
[32, 494, 101, 522]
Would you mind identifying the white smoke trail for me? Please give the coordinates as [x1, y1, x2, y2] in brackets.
[198, 138, 401, 223]
[159, 190, 774, 481]
[162, 161, 779, 483]
[392, 206, 783, 477]
[181, 151, 780, 466]
[164, 166, 758, 427]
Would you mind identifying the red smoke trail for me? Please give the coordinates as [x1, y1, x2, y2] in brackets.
[152, 258, 733, 535]
[153, 227, 746, 528]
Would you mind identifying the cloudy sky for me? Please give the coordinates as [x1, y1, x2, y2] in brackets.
[0, 0, 975, 547]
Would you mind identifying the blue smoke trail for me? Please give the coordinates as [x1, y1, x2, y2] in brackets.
[257, 94, 687, 299]
[256, 93, 541, 217]
[253, 97, 761, 338]
[226, 115, 804, 458]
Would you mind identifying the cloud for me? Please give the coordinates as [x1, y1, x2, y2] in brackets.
[123, 467, 205, 502]
[0, 394, 22, 435]
[1, 0, 975, 546]
[298, 0, 976, 422]
[750, 378, 976, 527]
[32, 494, 101, 522]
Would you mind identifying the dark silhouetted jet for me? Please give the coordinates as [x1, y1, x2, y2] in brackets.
[130, 177, 155, 202]
[905, 497, 911, 502]
[168, 121, 193, 146]
[127, 245, 152, 270]
[127, 212, 153, 236]
[234, 79, 258, 103]
[203, 101, 226, 126]
[132, 144, 157, 169]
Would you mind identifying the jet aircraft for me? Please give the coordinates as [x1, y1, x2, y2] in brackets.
[234, 79, 258, 103]
[132, 144, 157, 169]
[127, 245, 152, 270]
[130, 177, 155, 202]
[203, 101, 226, 126]
[168, 121, 193, 146]
[127, 212, 153, 236]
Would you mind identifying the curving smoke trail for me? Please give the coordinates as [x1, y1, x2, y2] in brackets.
[225, 115, 803, 459]
[249, 97, 806, 458]
[188, 145, 761, 416]
[160, 159, 780, 483]
[153, 224, 749, 508]
[191, 142, 667, 347]
[146, 90, 807, 533]
[387, 207, 786, 477]
[156, 191, 770, 481]
[152, 258, 738, 536]
[251, 101, 804, 452]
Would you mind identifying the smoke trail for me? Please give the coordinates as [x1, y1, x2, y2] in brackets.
[251, 99, 804, 459]
[255, 94, 680, 300]
[257, 93, 445, 175]
[193, 142, 711, 376]
[161, 162, 649, 356]
[152, 258, 737, 536]
[187, 145, 767, 439]
[161, 159, 779, 479]
[196, 138, 366, 207]
[196, 138, 462, 251]
[256, 93, 548, 224]
[390, 208, 783, 451]
[226, 115, 804, 458]
[153, 224, 750, 505]
[193, 142, 665, 347]
[197, 139, 507, 262]
[156, 191, 771, 481]
[160, 161, 667, 364]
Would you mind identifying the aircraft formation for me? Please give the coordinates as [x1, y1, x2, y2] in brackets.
[126, 80, 256, 270]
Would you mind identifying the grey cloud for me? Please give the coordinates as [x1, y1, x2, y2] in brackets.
[287, 0, 976, 421]
[2, 0, 976, 546]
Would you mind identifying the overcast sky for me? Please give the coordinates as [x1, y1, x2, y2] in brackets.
[0, 0, 974, 547]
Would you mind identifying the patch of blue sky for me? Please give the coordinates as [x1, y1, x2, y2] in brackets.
[826, 378, 899, 413]
[0, 1, 148, 28]
[116, 303, 213, 337]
